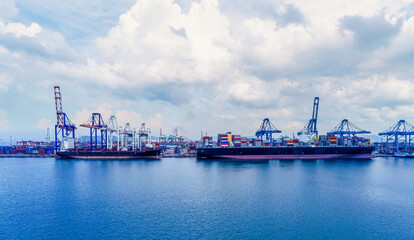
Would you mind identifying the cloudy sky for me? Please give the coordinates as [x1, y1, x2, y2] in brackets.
[1, 0, 414, 142]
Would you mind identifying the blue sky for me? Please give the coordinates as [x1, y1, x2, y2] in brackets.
[1, 0, 414, 143]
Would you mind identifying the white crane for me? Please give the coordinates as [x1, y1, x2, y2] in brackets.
[106, 115, 119, 150]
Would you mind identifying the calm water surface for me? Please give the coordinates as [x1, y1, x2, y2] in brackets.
[1, 157, 414, 239]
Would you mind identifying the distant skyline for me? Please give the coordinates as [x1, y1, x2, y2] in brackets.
[1, 0, 414, 142]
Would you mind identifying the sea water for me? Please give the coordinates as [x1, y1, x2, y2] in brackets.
[1, 157, 413, 239]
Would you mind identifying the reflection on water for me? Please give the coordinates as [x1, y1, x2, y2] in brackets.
[0, 157, 413, 239]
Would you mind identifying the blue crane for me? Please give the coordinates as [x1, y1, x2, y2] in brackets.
[298, 97, 319, 138]
[54, 86, 76, 152]
[379, 120, 414, 153]
[80, 113, 108, 150]
[255, 118, 281, 141]
[328, 119, 370, 137]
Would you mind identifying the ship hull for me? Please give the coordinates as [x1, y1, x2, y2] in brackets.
[197, 146, 375, 160]
[56, 150, 161, 160]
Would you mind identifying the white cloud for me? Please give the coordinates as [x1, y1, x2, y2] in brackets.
[2, 0, 414, 139]
[214, 113, 236, 120]
[148, 113, 163, 131]
[0, 109, 11, 131]
[115, 110, 142, 128]
[0, 22, 42, 38]
[94, 0, 232, 87]
[36, 118, 53, 130]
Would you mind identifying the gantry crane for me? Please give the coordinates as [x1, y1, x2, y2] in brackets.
[379, 120, 414, 153]
[255, 118, 282, 141]
[328, 119, 370, 137]
[54, 86, 76, 152]
[80, 113, 107, 150]
[159, 128, 166, 143]
[298, 97, 319, 139]
[106, 115, 119, 150]
[138, 123, 150, 149]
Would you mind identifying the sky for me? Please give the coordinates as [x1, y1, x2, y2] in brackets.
[1, 0, 414, 143]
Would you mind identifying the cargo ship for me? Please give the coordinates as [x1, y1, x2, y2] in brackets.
[56, 149, 161, 160]
[197, 98, 375, 160]
[197, 146, 375, 160]
[197, 130, 375, 160]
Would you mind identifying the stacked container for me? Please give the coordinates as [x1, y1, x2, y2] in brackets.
[202, 136, 213, 147]
[232, 135, 241, 147]
[274, 139, 283, 147]
[254, 139, 262, 147]
[328, 135, 337, 145]
[357, 137, 362, 146]
[218, 134, 229, 147]
[293, 139, 300, 146]
[319, 135, 327, 146]
[263, 140, 270, 146]
[241, 137, 248, 147]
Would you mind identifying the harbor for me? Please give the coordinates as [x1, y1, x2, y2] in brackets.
[2, 91, 414, 160]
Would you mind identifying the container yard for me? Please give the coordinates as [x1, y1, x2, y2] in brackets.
[0, 141, 55, 158]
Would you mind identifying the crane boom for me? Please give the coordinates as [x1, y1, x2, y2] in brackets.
[53, 86, 76, 152]
[298, 97, 319, 138]
[54, 86, 63, 126]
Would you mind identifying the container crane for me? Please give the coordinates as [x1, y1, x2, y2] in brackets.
[80, 113, 108, 150]
[54, 86, 76, 152]
[139, 123, 149, 149]
[298, 97, 319, 139]
[328, 119, 370, 137]
[328, 119, 370, 146]
[173, 128, 183, 142]
[255, 118, 282, 141]
[159, 128, 166, 143]
[121, 123, 135, 150]
[379, 120, 414, 153]
[106, 115, 119, 150]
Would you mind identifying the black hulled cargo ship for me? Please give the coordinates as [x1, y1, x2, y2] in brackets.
[197, 97, 375, 160]
[197, 146, 375, 160]
[56, 149, 161, 160]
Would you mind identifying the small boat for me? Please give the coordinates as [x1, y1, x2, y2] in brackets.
[394, 151, 414, 158]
